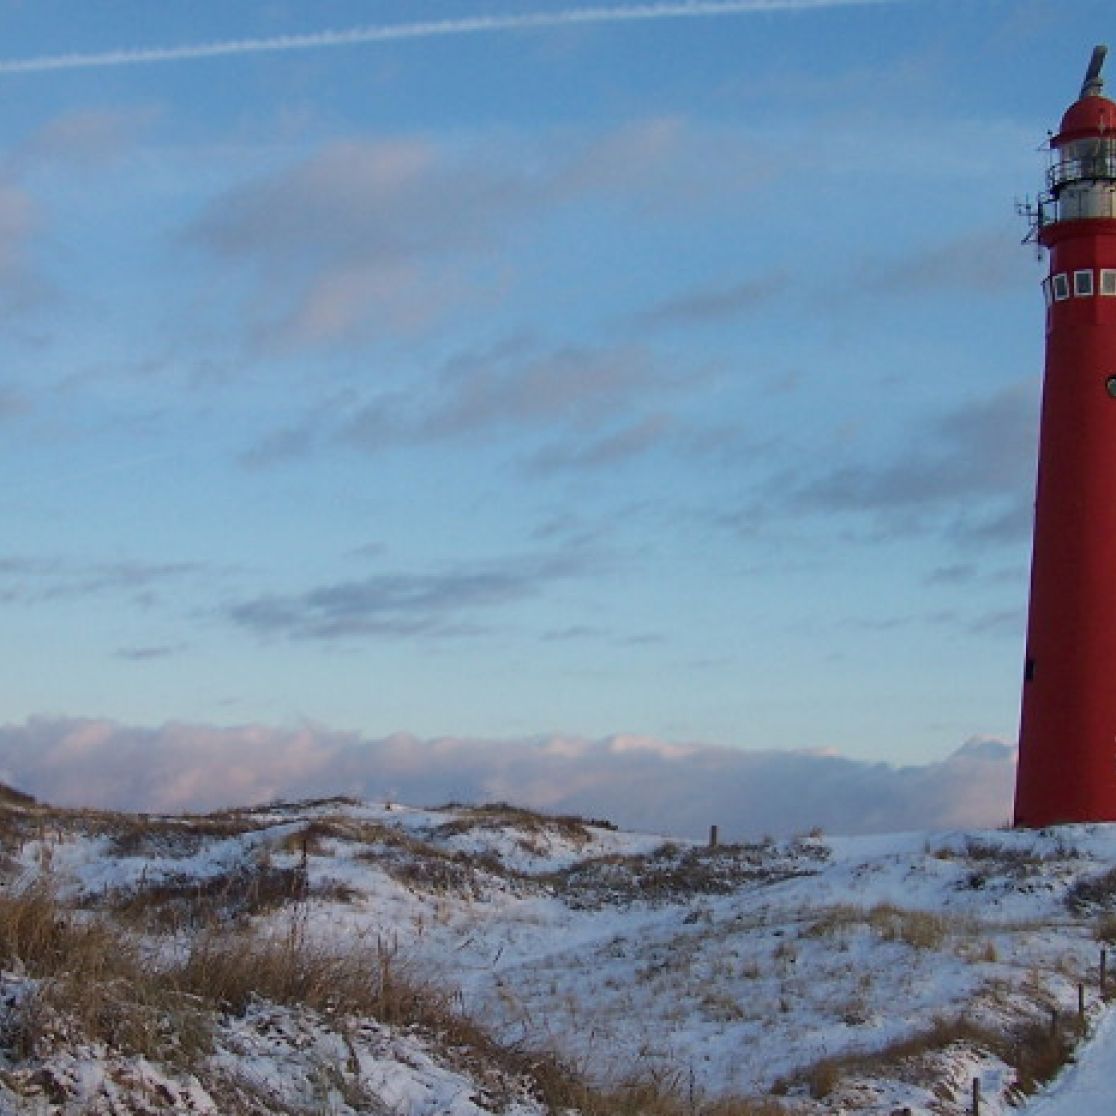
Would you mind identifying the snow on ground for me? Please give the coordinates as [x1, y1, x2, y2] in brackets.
[0, 971, 549, 1115]
[1024, 1006, 1116, 1115]
[5, 796, 1116, 1113]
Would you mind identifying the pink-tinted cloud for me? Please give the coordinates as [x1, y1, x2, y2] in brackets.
[0, 717, 1014, 839]
[191, 118, 771, 351]
[17, 106, 160, 169]
[0, 182, 44, 314]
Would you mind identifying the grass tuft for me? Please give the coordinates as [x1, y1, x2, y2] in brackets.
[1067, 866, 1116, 914]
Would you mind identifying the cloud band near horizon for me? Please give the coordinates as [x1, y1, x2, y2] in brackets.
[0, 716, 1013, 840]
[0, 0, 906, 76]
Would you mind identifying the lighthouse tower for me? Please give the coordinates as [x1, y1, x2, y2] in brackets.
[1015, 46, 1116, 827]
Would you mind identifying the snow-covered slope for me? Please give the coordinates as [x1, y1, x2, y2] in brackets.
[2, 793, 1116, 1114]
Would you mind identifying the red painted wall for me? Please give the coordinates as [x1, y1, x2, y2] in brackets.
[1015, 200, 1116, 824]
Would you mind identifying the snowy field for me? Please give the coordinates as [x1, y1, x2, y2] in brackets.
[2, 789, 1116, 1114]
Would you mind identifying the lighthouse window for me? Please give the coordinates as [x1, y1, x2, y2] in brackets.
[1075, 270, 1095, 297]
[1101, 270, 1116, 296]
[1052, 273, 1070, 301]
[1042, 278, 1054, 307]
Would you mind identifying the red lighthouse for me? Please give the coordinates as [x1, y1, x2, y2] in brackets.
[1015, 46, 1116, 827]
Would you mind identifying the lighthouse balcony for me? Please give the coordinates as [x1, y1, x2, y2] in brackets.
[1040, 180, 1116, 222]
[1026, 184, 1116, 236]
[1048, 152, 1116, 191]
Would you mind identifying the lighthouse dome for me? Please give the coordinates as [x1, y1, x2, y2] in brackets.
[1055, 93, 1116, 145]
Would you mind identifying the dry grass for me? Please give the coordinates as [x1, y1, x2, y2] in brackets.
[0, 782, 36, 808]
[774, 1011, 1078, 1102]
[0, 807, 45, 860]
[0, 794, 272, 868]
[102, 812, 267, 858]
[103, 860, 314, 931]
[436, 801, 617, 836]
[0, 885, 212, 1064]
[180, 923, 800, 1113]
[173, 920, 444, 1026]
[201, 1059, 395, 1116]
[0, 794, 1090, 1116]
[348, 821, 511, 895]
[174, 914, 803, 1114]
[965, 838, 1077, 865]
[276, 821, 333, 859]
[435, 802, 598, 843]
[549, 841, 819, 910]
[248, 795, 363, 817]
[0, 884, 121, 977]
[576, 1085, 797, 1115]
[0, 883, 804, 1115]
[805, 903, 951, 951]
[1067, 866, 1116, 914]
[869, 904, 949, 950]
[256, 811, 819, 912]
[928, 838, 1081, 894]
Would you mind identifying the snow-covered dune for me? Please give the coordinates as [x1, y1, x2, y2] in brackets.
[2, 794, 1115, 1114]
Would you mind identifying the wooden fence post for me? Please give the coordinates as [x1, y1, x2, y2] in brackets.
[709, 824, 719, 849]
[971, 1076, 980, 1116]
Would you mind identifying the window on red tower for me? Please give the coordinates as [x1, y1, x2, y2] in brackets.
[1053, 273, 1070, 300]
[1101, 270, 1116, 296]
[1075, 270, 1094, 297]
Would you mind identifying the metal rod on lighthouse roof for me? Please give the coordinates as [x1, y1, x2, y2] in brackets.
[1082, 44, 1108, 97]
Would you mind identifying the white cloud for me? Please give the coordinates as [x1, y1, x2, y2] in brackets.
[0, 717, 1015, 840]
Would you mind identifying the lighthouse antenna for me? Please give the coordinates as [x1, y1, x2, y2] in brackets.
[1081, 44, 1108, 98]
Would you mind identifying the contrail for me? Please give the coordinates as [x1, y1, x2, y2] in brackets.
[0, 0, 904, 75]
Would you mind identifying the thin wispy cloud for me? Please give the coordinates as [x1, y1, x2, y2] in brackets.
[0, 386, 29, 419]
[634, 273, 785, 327]
[331, 338, 698, 463]
[0, 555, 208, 607]
[26, 451, 189, 495]
[192, 120, 764, 350]
[786, 379, 1041, 540]
[0, 0, 907, 76]
[0, 181, 47, 315]
[226, 551, 590, 642]
[114, 644, 188, 662]
[15, 106, 160, 169]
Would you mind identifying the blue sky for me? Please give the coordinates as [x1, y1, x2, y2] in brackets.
[0, 1, 1109, 819]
